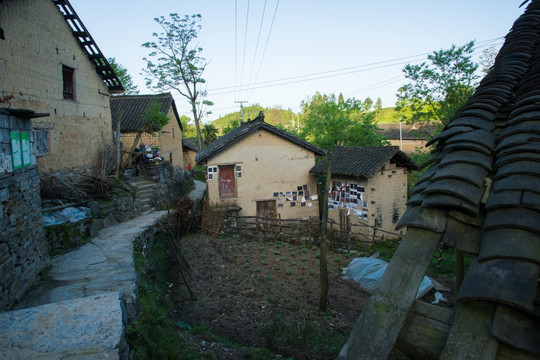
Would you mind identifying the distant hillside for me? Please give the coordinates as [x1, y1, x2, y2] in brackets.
[212, 105, 410, 134]
[212, 105, 298, 133]
[374, 106, 413, 124]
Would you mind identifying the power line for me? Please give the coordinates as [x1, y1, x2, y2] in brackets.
[246, 0, 268, 91]
[209, 37, 504, 96]
[234, 0, 238, 99]
[239, 0, 251, 90]
[248, 0, 280, 100]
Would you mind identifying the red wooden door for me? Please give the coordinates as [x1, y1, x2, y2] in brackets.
[219, 165, 236, 196]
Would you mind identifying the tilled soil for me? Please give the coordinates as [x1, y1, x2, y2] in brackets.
[167, 233, 454, 359]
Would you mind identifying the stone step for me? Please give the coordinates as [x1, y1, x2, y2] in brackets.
[0, 292, 127, 359]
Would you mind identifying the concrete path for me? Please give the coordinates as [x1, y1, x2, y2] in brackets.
[0, 210, 168, 360]
[189, 179, 206, 201]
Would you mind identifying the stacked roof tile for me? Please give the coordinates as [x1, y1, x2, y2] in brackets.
[310, 146, 418, 178]
[392, 1, 540, 357]
[110, 93, 181, 132]
[196, 111, 326, 164]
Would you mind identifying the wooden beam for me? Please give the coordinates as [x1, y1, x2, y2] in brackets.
[338, 226, 443, 360]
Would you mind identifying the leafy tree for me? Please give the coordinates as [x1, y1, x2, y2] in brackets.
[479, 45, 498, 74]
[125, 100, 169, 167]
[374, 97, 383, 117]
[108, 57, 139, 95]
[364, 97, 373, 111]
[142, 13, 213, 151]
[222, 119, 241, 134]
[180, 115, 197, 138]
[202, 123, 218, 146]
[300, 92, 388, 151]
[395, 41, 480, 137]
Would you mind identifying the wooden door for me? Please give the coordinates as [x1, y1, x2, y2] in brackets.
[257, 200, 277, 219]
[219, 165, 236, 196]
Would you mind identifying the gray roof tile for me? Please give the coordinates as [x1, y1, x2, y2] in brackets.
[310, 146, 419, 178]
[196, 112, 326, 163]
[110, 93, 181, 132]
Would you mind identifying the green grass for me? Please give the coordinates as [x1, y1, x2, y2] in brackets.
[129, 233, 185, 359]
[259, 312, 349, 359]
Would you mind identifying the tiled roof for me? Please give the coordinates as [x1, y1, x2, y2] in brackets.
[195, 111, 326, 164]
[182, 137, 198, 152]
[310, 146, 419, 178]
[393, 1, 540, 357]
[52, 0, 124, 93]
[377, 123, 427, 140]
[110, 93, 181, 132]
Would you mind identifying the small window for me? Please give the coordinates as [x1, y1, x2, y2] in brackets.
[62, 65, 75, 100]
[34, 129, 49, 157]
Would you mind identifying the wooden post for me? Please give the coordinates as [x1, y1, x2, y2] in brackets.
[338, 227, 442, 359]
[114, 108, 122, 178]
[319, 154, 332, 312]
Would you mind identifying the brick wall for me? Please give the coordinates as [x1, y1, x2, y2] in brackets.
[0, 110, 48, 311]
[0, 0, 114, 173]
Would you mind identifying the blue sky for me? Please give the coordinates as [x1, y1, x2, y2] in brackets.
[70, 0, 526, 122]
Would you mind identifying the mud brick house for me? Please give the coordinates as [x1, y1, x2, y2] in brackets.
[182, 137, 199, 172]
[310, 146, 418, 239]
[0, 0, 123, 174]
[377, 123, 428, 153]
[196, 112, 326, 219]
[110, 93, 184, 168]
[339, 1, 540, 359]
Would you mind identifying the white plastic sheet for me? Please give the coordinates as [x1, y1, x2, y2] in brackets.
[43, 207, 90, 226]
[343, 257, 434, 299]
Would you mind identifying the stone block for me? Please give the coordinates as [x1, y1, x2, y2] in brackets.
[103, 213, 118, 228]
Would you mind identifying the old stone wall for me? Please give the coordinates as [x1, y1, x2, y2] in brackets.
[0, 111, 48, 311]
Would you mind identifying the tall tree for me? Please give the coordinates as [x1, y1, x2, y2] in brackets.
[142, 13, 213, 151]
[201, 123, 218, 146]
[180, 115, 197, 138]
[478, 45, 498, 74]
[395, 41, 480, 136]
[300, 92, 388, 151]
[108, 57, 139, 95]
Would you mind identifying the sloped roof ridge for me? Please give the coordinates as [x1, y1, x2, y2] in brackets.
[310, 145, 418, 178]
[52, 0, 124, 93]
[196, 112, 326, 163]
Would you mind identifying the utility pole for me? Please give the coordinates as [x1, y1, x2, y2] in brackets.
[235, 100, 248, 124]
[399, 117, 403, 151]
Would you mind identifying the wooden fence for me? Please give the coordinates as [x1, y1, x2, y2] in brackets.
[201, 206, 461, 276]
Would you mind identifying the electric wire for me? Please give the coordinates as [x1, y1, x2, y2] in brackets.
[239, 0, 251, 91]
[246, 0, 268, 95]
[246, 0, 279, 101]
[234, 0, 238, 99]
[210, 37, 504, 96]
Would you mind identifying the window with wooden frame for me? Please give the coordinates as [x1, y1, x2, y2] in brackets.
[33, 129, 50, 157]
[62, 65, 75, 100]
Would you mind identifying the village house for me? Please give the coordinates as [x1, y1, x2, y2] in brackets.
[377, 123, 428, 154]
[110, 93, 184, 169]
[182, 137, 199, 172]
[0, 0, 124, 174]
[196, 112, 326, 219]
[310, 146, 418, 240]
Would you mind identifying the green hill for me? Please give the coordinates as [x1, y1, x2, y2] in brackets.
[212, 105, 410, 134]
[211, 104, 298, 134]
